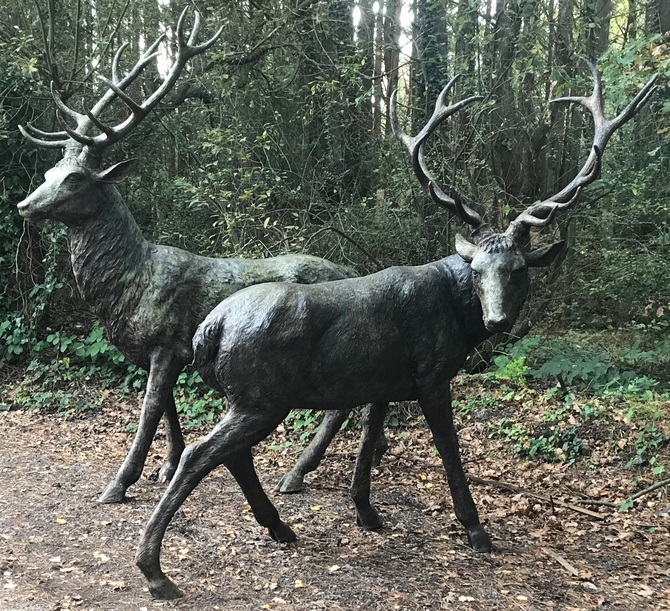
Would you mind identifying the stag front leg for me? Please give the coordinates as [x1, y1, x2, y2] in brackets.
[419, 384, 491, 553]
[350, 403, 388, 530]
[158, 393, 185, 483]
[99, 353, 182, 503]
[276, 408, 352, 493]
[136, 405, 289, 599]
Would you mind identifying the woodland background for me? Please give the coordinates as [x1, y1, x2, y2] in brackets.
[0, 0, 669, 468]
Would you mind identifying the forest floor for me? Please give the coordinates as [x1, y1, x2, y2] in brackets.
[1, 377, 670, 611]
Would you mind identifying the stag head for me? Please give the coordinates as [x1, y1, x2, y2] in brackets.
[391, 65, 657, 333]
[17, 8, 222, 225]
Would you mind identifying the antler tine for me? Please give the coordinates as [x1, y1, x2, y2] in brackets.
[144, 33, 167, 58]
[82, 101, 118, 138]
[192, 22, 224, 54]
[176, 6, 191, 49]
[23, 123, 68, 139]
[111, 42, 130, 84]
[507, 62, 657, 241]
[96, 75, 143, 113]
[610, 71, 658, 130]
[50, 82, 87, 126]
[18, 124, 71, 149]
[178, 8, 223, 55]
[55, 110, 99, 147]
[187, 9, 202, 47]
[391, 77, 488, 236]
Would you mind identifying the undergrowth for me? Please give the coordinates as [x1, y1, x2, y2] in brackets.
[2, 320, 668, 495]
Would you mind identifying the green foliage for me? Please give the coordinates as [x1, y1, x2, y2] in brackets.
[286, 410, 322, 442]
[2, 319, 230, 425]
[488, 400, 590, 466]
[494, 333, 670, 398]
[173, 371, 224, 429]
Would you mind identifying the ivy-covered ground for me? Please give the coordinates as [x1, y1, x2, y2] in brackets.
[1, 341, 670, 610]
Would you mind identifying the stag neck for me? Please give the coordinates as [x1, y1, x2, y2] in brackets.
[68, 187, 151, 317]
[434, 254, 490, 345]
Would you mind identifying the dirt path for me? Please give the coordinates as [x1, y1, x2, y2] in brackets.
[1, 406, 669, 611]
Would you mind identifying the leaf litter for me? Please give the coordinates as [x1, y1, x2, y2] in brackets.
[0, 378, 669, 610]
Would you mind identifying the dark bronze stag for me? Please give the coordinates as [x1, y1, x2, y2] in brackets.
[135, 66, 657, 599]
[16, 9, 357, 504]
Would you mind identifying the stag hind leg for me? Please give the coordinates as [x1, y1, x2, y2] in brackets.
[99, 354, 183, 503]
[136, 404, 291, 599]
[158, 393, 185, 483]
[350, 403, 388, 530]
[276, 409, 351, 493]
[419, 384, 491, 553]
[276, 407, 389, 494]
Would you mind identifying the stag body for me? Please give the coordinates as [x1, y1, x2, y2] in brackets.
[135, 67, 657, 599]
[20, 168, 353, 370]
[136, 227, 551, 600]
[16, 10, 355, 504]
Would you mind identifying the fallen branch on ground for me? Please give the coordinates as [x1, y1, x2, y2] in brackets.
[630, 477, 670, 501]
[541, 546, 579, 576]
[469, 475, 605, 520]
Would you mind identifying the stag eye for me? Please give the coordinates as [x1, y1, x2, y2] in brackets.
[511, 267, 525, 278]
[64, 172, 85, 183]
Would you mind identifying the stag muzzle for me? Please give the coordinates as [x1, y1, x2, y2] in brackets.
[16, 193, 43, 222]
[483, 315, 511, 334]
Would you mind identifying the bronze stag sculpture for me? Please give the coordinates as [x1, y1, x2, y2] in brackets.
[16, 9, 357, 504]
[135, 66, 657, 599]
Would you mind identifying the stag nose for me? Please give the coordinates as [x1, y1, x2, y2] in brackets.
[484, 316, 510, 333]
[16, 198, 31, 216]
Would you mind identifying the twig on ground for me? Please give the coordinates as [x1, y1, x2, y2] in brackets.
[469, 475, 605, 520]
[629, 477, 670, 502]
[573, 498, 617, 508]
[541, 547, 579, 576]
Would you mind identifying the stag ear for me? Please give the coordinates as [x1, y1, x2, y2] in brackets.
[455, 233, 477, 262]
[526, 240, 565, 267]
[97, 159, 139, 183]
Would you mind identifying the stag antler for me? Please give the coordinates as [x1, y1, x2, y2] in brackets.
[20, 8, 223, 162]
[506, 61, 658, 241]
[390, 76, 488, 238]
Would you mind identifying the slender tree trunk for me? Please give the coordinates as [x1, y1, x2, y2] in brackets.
[645, 0, 670, 34]
[383, 0, 402, 133]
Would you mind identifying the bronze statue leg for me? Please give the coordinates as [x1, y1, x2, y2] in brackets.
[275, 409, 351, 493]
[158, 393, 185, 482]
[419, 384, 491, 553]
[99, 353, 182, 503]
[136, 404, 291, 599]
[276, 406, 389, 494]
[350, 403, 388, 529]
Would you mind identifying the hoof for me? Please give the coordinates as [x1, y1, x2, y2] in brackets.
[268, 521, 297, 543]
[158, 462, 177, 484]
[467, 525, 492, 553]
[274, 473, 304, 494]
[149, 577, 183, 600]
[356, 506, 383, 530]
[98, 481, 127, 504]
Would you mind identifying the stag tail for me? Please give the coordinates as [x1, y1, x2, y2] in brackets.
[192, 316, 224, 370]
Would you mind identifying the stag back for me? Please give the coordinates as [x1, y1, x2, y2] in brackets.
[17, 8, 222, 224]
[391, 64, 657, 332]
